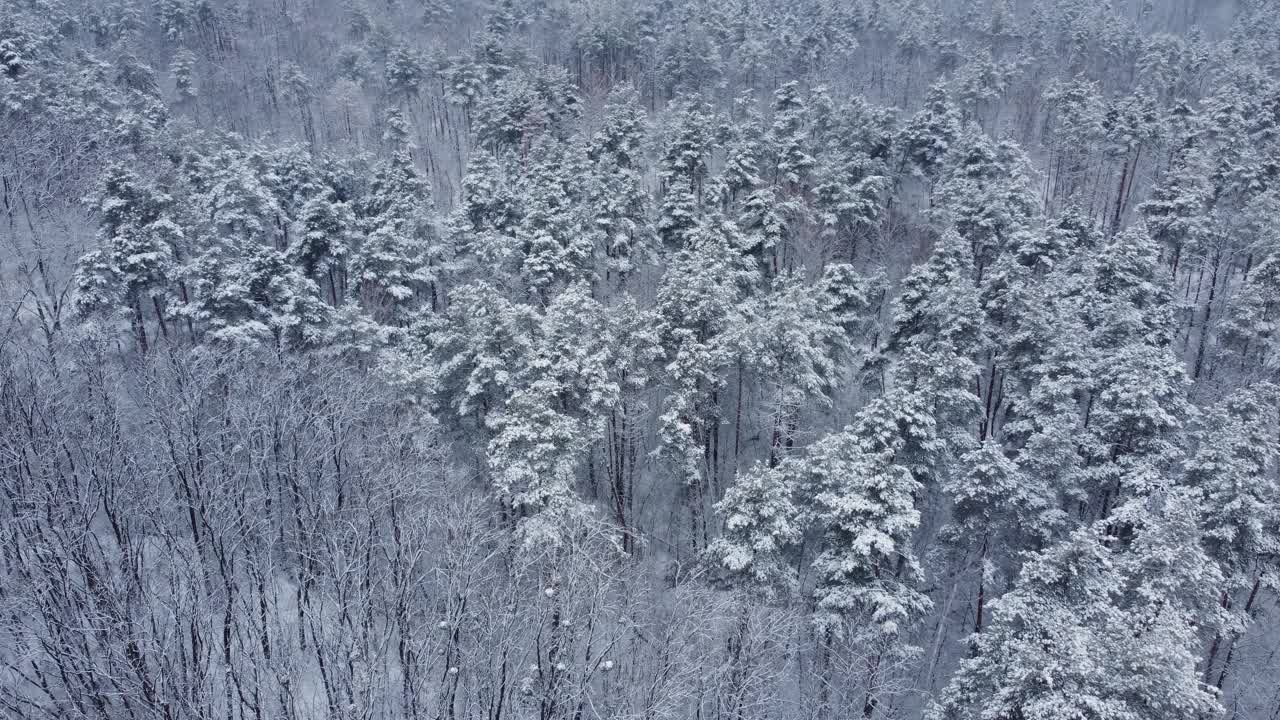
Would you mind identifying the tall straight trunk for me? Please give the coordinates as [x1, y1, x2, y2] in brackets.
[816, 630, 833, 720]
[1203, 588, 1231, 684]
[1215, 575, 1263, 690]
[978, 362, 999, 441]
[130, 296, 150, 354]
[923, 576, 961, 693]
[862, 652, 882, 720]
[973, 535, 989, 634]
[1192, 249, 1221, 379]
[733, 359, 744, 473]
[1109, 152, 1130, 236]
[609, 406, 633, 553]
[1183, 261, 1208, 352]
[152, 297, 170, 341]
[710, 391, 721, 498]
[1111, 147, 1140, 235]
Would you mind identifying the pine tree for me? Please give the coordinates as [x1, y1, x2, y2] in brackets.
[385, 44, 428, 103]
[185, 242, 330, 348]
[599, 298, 662, 553]
[288, 193, 356, 305]
[994, 214, 1099, 529]
[1138, 148, 1214, 273]
[716, 99, 765, 205]
[354, 108, 439, 319]
[1218, 253, 1280, 372]
[932, 127, 1040, 283]
[1102, 89, 1160, 234]
[886, 232, 985, 448]
[952, 51, 1007, 127]
[1185, 382, 1280, 689]
[532, 282, 621, 425]
[705, 461, 802, 600]
[898, 82, 961, 181]
[933, 497, 1223, 720]
[874, 231, 988, 511]
[172, 143, 334, 344]
[487, 283, 619, 547]
[655, 217, 758, 541]
[74, 165, 181, 351]
[812, 96, 893, 262]
[457, 148, 520, 235]
[473, 67, 581, 152]
[169, 48, 196, 103]
[252, 144, 328, 242]
[768, 81, 815, 191]
[735, 267, 875, 465]
[658, 173, 701, 250]
[657, 98, 714, 249]
[1185, 382, 1280, 581]
[1064, 224, 1190, 521]
[438, 55, 485, 114]
[516, 136, 591, 295]
[1089, 225, 1178, 350]
[584, 86, 650, 282]
[804, 424, 930, 639]
[487, 384, 590, 548]
[474, 0, 520, 81]
[186, 145, 282, 246]
[655, 12, 722, 96]
[736, 186, 792, 277]
[449, 148, 524, 289]
[801, 406, 933, 719]
[429, 281, 536, 430]
[1201, 80, 1268, 213]
[1041, 78, 1104, 208]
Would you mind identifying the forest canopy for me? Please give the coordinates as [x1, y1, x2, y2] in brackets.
[3, 0, 1280, 718]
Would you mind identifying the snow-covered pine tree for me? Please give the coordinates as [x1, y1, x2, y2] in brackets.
[735, 266, 877, 466]
[584, 86, 650, 283]
[812, 96, 893, 262]
[1185, 382, 1280, 688]
[289, 192, 356, 306]
[74, 164, 181, 351]
[1040, 77, 1105, 209]
[175, 145, 331, 346]
[768, 81, 815, 193]
[657, 98, 714, 249]
[488, 282, 619, 546]
[453, 147, 521, 276]
[516, 136, 591, 296]
[931, 126, 1039, 283]
[1138, 146, 1214, 273]
[354, 108, 439, 320]
[932, 495, 1223, 720]
[716, 97, 765, 207]
[885, 229, 984, 462]
[705, 461, 802, 600]
[801, 410, 932, 719]
[1218, 252, 1280, 373]
[429, 281, 536, 432]
[805, 422, 930, 637]
[655, 216, 759, 544]
[898, 82, 961, 182]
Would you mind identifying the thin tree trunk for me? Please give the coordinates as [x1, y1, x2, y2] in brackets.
[1193, 249, 1221, 379]
[974, 535, 989, 634]
[1215, 575, 1263, 690]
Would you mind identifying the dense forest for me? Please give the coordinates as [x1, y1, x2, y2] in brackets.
[3, 0, 1280, 718]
